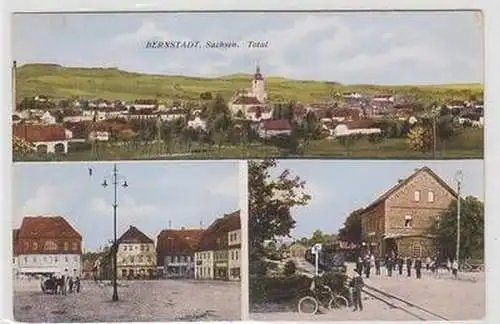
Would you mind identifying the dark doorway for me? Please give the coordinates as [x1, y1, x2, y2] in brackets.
[385, 238, 398, 257]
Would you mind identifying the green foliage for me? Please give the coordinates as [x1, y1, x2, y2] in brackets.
[15, 63, 483, 103]
[298, 229, 337, 247]
[249, 160, 311, 264]
[249, 274, 312, 305]
[283, 260, 297, 276]
[429, 196, 484, 260]
[338, 208, 364, 243]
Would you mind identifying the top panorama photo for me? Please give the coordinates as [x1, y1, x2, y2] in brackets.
[11, 11, 483, 161]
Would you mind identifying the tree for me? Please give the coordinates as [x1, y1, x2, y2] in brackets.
[337, 208, 364, 243]
[249, 160, 311, 264]
[302, 110, 319, 154]
[407, 125, 432, 153]
[283, 260, 297, 276]
[308, 229, 337, 246]
[429, 196, 484, 260]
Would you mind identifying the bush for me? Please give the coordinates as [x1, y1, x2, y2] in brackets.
[68, 141, 91, 153]
[283, 260, 296, 276]
[249, 274, 311, 305]
[318, 271, 349, 299]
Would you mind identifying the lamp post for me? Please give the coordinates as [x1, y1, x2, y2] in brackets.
[98, 163, 129, 302]
[454, 170, 463, 268]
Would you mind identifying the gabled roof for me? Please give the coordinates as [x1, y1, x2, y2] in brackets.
[197, 210, 241, 251]
[260, 119, 292, 131]
[18, 216, 82, 240]
[118, 225, 154, 244]
[232, 96, 262, 105]
[13, 124, 68, 142]
[362, 167, 458, 213]
[157, 228, 204, 251]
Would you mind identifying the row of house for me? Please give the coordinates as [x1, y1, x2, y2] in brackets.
[13, 211, 242, 282]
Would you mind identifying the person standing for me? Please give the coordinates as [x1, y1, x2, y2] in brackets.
[61, 275, 67, 296]
[356, 256, 363, 275]
[397, 257, 404, 275]
[350, 270, 365, 312]
[68, 277, 74, 293]
[364, 256, 371, 279]
[452, 259, 458, 279]
[415, 258, 422, 279]
[447, 258, 452, 272]
[386, 256, 393, 277]
[75, 277, 81, 293]
[425, 256, 431, 272]
[375, 257, 381, 275]
[406, 257, 413, 277]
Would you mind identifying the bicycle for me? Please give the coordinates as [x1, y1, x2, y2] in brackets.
[297, 282, 349, 315]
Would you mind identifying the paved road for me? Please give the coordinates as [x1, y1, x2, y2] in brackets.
[251, 264, 485, 321]
[14, 280, 241, 322]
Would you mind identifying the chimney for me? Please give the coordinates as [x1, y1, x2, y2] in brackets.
[397, 179, 404, 183]
[200, 221, 203, 228]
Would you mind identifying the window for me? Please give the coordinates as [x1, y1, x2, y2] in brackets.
[124, 246, 127, 251]
[138, 256, 143, 263]
[24, 257, 28, 263]
[140, 245, 144, 251]
[130, 256, 134, 263]
[404, 215, 413, 228]
[32, 242, 38, 250]
[412, 243, 422, 258]
[72, 242, 78, 251]
[436, 215, 441, 229]
[74, 256, 78, 261]
[65, 256, 68, 262]
[54, 257, 58, 263]
[24, 242, 29, 250]
[33, 257, 37, 263]
[147, 256, 151, 263]
[414, 190, 421, 202]
[64, 242, 69, 251]
[44, 240, 57, 250]
[146, 246, 150, 251]
[43, 256, 47, 262]
[428, 191, 435, 202]
[235, 250, 239, 260]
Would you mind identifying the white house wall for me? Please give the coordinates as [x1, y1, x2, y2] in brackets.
[16, 253, 82, 277]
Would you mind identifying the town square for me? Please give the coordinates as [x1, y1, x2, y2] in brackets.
[12, 162, 242, 322]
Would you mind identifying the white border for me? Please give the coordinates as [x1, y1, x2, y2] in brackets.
[2, 1, 499, 324]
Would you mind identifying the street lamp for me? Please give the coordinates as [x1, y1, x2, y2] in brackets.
[454, 170, 463, 268]
[97, 163, 129, 302]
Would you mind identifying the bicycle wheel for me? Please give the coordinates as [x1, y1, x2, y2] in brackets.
[298, 296, 319, 315]
[328, 295, 349, 310]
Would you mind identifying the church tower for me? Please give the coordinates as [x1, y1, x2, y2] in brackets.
[251, 64, 267, 103]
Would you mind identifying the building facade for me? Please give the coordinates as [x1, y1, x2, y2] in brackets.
[156, 228, 204, 278]
[116, 226, 156, 280]
[230, 65, 269, 119]
[195, 211, 241, 281]
[13, 216, 83, 278]
[360, 167, 456, 258]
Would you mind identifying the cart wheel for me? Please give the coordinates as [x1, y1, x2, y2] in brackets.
[298, 296, 319, 315]
[328, 295, 349, 310]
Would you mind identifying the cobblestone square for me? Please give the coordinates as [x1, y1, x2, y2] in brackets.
[14, 280, 241, 322]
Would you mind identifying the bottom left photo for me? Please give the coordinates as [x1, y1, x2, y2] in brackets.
[12, 161, 242, 322]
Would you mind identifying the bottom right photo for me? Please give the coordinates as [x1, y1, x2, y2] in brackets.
[248, 159, 484, 321]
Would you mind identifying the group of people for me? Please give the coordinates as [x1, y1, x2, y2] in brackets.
[355, 252, 459, 280]
[41, 274, 81, 295]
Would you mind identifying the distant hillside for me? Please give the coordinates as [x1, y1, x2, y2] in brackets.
[14, 63, 484, 103]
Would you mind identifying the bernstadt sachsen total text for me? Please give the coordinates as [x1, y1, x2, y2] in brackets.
[145, 40, 269, 49]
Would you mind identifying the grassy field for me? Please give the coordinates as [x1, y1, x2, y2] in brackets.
[14, 129, 483, 161]
[16, 63, 483, 103]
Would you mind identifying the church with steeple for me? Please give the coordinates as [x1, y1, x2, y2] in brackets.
[229, 64, 270, 121]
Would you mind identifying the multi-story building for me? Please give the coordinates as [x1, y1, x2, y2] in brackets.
[360, 167, 456, 258]
[13, 216, 83, 278]
[195, 210, 241, 281]
[156, 227, 204, 278]
[116, 226, 156, 280]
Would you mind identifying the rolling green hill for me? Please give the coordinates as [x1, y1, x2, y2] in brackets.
[15, 63, 483, 103]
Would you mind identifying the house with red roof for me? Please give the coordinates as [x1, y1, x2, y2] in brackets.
[194, 211, 241, 281]
[13, 216, 83, 277]
[116, 225, 156, 279]
[257, 119, 293, 138]
[13, 124, 73, 154]
[156, 227, 204, 278]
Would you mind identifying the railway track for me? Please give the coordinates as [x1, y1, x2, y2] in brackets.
[347, 276, 449, 321]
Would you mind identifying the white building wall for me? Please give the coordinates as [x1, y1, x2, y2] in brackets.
[194, 250, 214, 280]
[16, 253, 82, 277]
[33, 140, 69, 154]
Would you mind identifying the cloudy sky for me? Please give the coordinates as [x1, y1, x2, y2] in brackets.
[271, 160, 484, 240]
[13, 162, 239, 249]
[12, 11, 483, 84]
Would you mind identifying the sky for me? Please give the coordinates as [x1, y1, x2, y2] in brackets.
[12, 161, 240, 250]
[12, 11, 483, 84]
[270, 160, 484, 240]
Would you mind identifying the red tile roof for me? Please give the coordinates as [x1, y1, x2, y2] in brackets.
[156, 228, 205, 265]
[18, 216, 82, 240]
[233, 96, 262, 105]
[260, 119, 292, 131]
[118, 225, 154, 244]
[13, 124, 68, 142]
[13, 229, 20, 256]
[198, 210, 240, 251]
